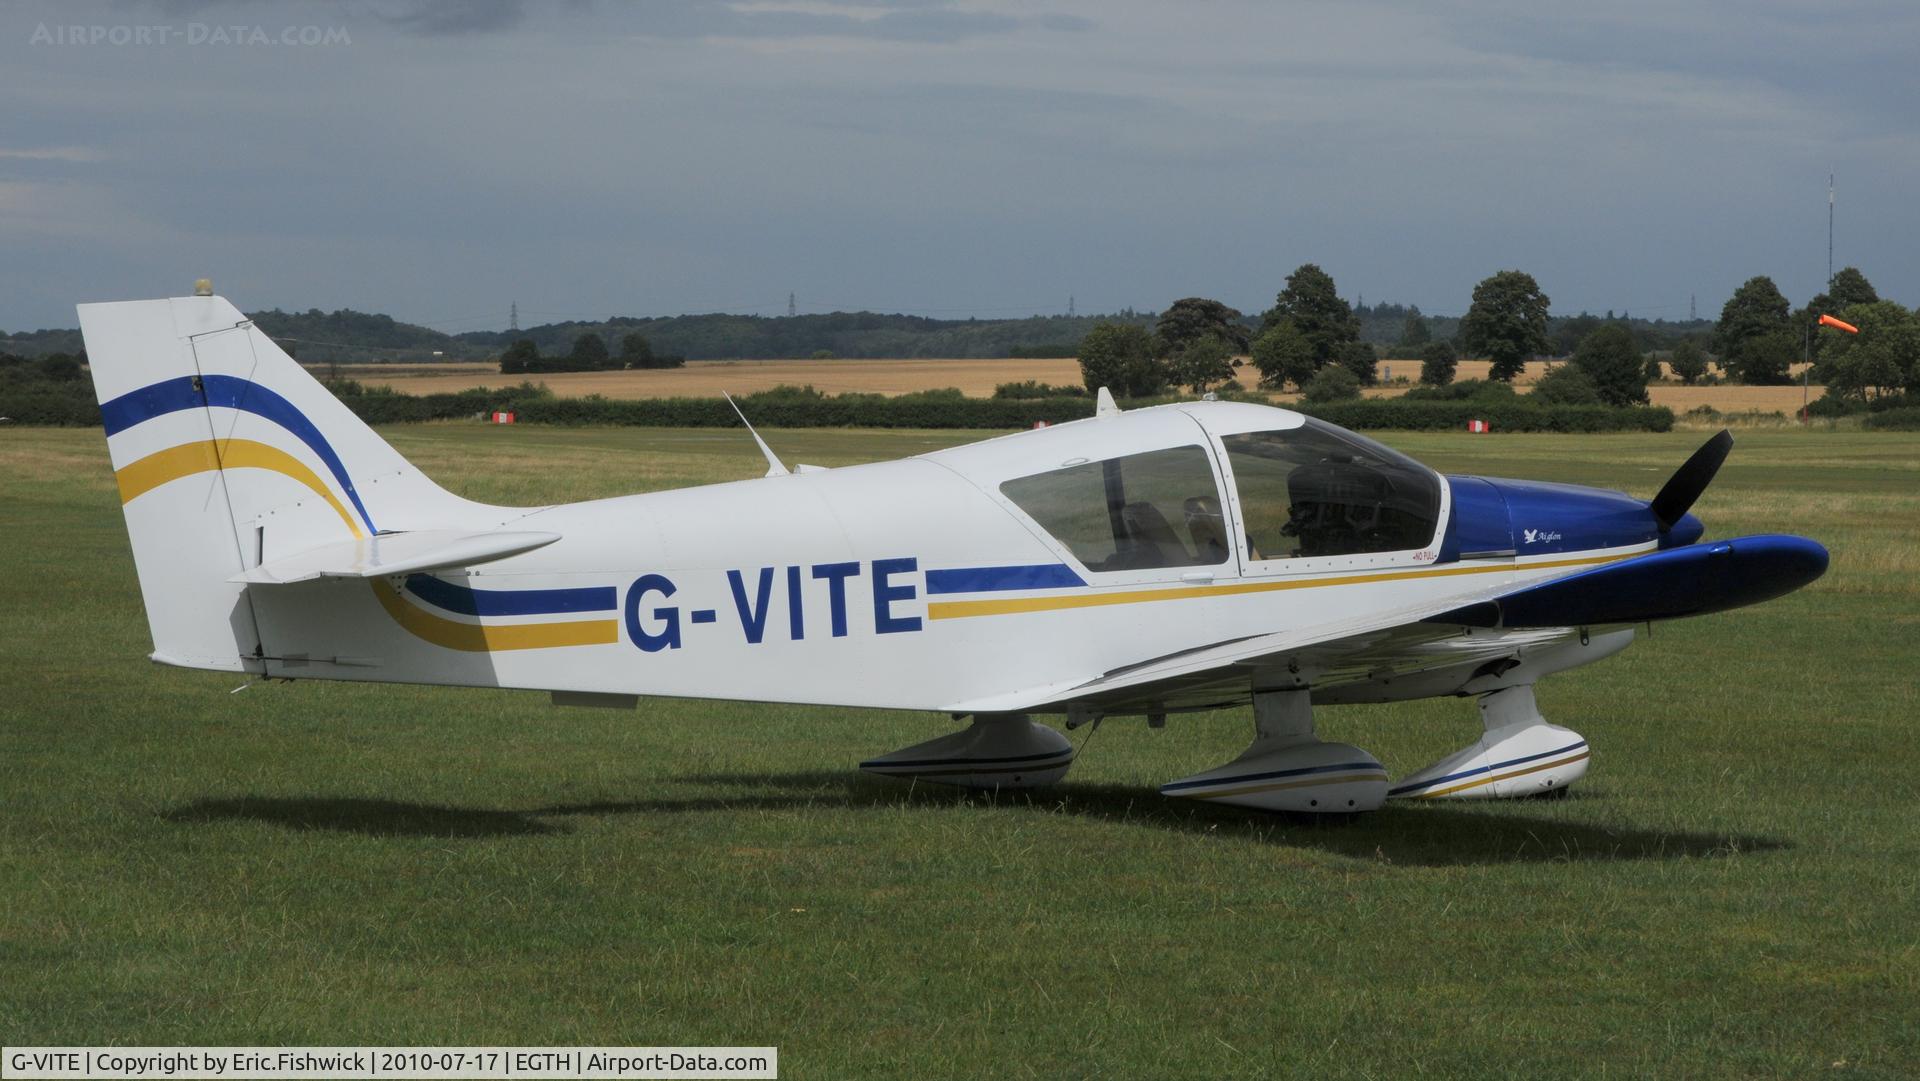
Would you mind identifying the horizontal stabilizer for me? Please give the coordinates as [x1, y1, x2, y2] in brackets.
[1426, 534, 1828, 628]
[232, 529, 561, 585]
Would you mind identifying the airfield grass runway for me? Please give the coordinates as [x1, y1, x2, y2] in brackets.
[2, 425, 1916, 1079]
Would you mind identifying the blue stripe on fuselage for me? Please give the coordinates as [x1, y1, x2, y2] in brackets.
[925, 564, 1087, 594]
[403, 574, 617, 618]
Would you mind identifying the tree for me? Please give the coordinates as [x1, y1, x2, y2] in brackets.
[1156, 297, 1251, 355]
[1460, 270, 1551, 381]
[38, 354, 83, 382]
[1419, 340, 1457, 386]
[1531, 362, 1601, 405]
[1260, 264, 1357, 368]
[1077, 323, 1166, 397]
[1551, 312, 1602, 357]
[1337, 340, 1378, 386]
[1715, 276, 1792, 384]
[1803, 268, 1881, 370]
[1825, 267, 1880, 311]
[1301, 363, 1361, 403]
[1249, 320, 1316, 390]
[1168, 334, 1237, 394]
[1570, 324, 1649, 406]
[1669, 338, 1708, 385]
[1398, 308, 1430, 350]
[499, 338, 539, 375]
[569, 332, 611, 369]
[1728, 331, 1798, 386]
[619, 332, 655, 368]
[1822, 300, 1919, 400]
[1643, 351, 1665, 384]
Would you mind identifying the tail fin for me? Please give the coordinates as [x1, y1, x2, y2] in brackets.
[80, 293, 500, 670]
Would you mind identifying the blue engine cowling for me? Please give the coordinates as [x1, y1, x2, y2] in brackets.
[1440, 474, 1704, 561]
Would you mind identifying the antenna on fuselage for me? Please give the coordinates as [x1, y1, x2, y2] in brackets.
[1096, 386, 1120, 418]
[723, 392, 791, 477]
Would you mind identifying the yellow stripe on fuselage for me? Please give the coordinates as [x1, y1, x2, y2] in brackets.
[368, 580, 619, 652]
[115, 438, 364, 539]
[925, 551, 1636, 621]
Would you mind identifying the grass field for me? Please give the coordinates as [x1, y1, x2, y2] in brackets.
[340, 358, 1822, 417]
[3, 424, 1916, 1079]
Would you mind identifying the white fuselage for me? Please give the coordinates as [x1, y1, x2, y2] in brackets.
[243, 403, 1651, 713]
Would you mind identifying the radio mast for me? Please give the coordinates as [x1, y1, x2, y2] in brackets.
[1827, 174, 1835, 287]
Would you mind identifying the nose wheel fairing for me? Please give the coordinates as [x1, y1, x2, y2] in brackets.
[1389, 685, 1589, 800]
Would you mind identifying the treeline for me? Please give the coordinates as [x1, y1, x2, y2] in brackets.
[1353, 301, 1710, 357]
[1, 307, 1159, 363]
[0, 350, 91, 424]
[248, 308, 486, 362]
[1068, 262, 1917, 412]
[458, 311, 1152, 361]
[497, 332, 684, 374]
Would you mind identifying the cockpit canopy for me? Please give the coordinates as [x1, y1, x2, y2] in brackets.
[997, 416, 1442, 572]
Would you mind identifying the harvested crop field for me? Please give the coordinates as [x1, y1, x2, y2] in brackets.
[331, 358, 1823, 416]
[339, 358, 1090, 399]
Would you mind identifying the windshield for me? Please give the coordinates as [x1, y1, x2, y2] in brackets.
[1221, 420, 1441, 560]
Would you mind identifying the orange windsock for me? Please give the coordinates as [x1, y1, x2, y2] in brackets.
[1818, 313, 1859, 334]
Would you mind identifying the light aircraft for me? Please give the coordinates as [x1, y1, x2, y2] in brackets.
[79, 288, 1828, 815]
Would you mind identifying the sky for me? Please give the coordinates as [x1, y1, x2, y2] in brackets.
[2, 0, 1915, 334]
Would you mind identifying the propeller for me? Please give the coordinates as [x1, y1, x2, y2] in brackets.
[1648, 428, 1733, 532]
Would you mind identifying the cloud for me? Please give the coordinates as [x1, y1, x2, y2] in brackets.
[0, 146, 105, 162]
[629, 1, 1090, 43]
[375, 0, 531, 35]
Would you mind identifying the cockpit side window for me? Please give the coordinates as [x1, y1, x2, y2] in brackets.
[1223, 421, 1441, 560]
[1000, 445, 1229, 572]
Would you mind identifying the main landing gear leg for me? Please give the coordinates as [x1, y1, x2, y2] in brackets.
[1159, 689, 1388, 814]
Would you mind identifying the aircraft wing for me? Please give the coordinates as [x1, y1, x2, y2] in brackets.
[232, 529, 562, 585]
[951, 531, 1827, 718]
[940, 574, 1569, 717]
[1425, 534, 1827, 628]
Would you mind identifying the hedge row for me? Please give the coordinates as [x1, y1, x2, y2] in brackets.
[346, 391, 1679, 432]
[0, 387, 99, 426]
[1862, 407, 1920, 431]
[509, 395, 1097, 429]
[0, 381, 1678, 432]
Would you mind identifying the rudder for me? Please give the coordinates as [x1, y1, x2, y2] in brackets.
[81, 292, 503, 671]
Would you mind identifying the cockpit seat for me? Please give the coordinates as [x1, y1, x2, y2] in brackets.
[1284, 458, 1391, 556]
[1116, 500, 1190, 568]
[1183, 496, 1229, 563]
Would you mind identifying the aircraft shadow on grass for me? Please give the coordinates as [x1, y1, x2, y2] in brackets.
[163, 773, 1787, 867]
